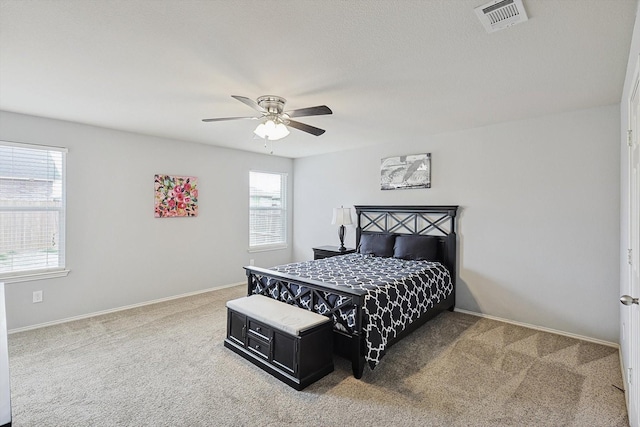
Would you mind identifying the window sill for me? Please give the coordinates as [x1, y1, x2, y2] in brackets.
[248, 244, 288, 253]
[0, 269, 70, 284]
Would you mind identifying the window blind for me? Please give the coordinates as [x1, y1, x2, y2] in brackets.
[249, 171, 287, 249]
[0, 141, 67, 277]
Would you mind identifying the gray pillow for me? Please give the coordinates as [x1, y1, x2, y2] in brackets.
[393, 235, 439, 261]
[359, 233, 396, 257]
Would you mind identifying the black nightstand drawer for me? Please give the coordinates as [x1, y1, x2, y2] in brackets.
[313, 245, 356, 260]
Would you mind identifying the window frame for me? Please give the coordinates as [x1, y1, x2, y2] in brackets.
[248, 170, 288, 252]
[0, 140, 70, 283]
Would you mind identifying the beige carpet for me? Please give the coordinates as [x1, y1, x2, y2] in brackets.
[7, 284, 628, 426]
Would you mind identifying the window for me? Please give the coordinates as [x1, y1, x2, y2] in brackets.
[0, 141, 68, 281]
[249, 171, 287, 250]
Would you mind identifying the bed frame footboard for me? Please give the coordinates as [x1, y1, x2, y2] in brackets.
[245, 266, 368, 378]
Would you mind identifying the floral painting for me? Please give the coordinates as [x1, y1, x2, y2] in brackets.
[154, 174, 198, 217]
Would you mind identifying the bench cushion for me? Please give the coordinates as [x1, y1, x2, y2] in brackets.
[226, 295, 331, 336]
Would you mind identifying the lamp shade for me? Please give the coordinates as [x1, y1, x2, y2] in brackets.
[331, 207, 352, 226]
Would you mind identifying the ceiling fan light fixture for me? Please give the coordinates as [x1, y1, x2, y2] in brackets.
[203, 95, 331, 144]
[254, 119, 290, 140]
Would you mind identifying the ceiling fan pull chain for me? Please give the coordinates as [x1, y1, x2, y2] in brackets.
[262, 136, 273, 154]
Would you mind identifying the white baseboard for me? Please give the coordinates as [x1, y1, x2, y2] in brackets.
[454, 307, 619, 349]
[8, 282, 245, 334]
[9, 286, 620, 350]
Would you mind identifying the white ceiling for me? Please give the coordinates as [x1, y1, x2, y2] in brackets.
[0, 0, 636, 158]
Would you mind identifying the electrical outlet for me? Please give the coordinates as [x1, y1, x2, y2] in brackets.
[33, 290, 43, 303]
[249, 259, 255, 266]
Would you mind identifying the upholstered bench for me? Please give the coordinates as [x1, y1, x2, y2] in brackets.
[224, 294, 334, 390]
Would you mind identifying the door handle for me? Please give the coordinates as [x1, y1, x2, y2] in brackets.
[620, 295, 639, 305]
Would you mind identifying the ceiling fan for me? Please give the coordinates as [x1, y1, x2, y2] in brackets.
[202, 95, 332, 140]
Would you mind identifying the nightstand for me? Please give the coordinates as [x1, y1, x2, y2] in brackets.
[312, 245, 356, 260]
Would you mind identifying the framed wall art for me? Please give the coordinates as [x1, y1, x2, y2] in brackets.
[380, 153, 431, 190]
[154, 174, 198, 217]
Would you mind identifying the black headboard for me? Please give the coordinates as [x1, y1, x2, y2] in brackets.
[354, 205, 459, 281]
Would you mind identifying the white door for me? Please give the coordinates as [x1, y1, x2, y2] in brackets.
[623, 58, 640, 427]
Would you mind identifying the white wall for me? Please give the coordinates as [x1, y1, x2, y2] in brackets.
[0, 111, 293, 330]
[0, 103, 623, 343]
[293, 105, 621, 343]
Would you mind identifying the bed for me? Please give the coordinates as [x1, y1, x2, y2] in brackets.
[244, 205, 458, 378]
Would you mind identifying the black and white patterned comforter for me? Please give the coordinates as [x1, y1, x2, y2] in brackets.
[255, 253, 453, 369]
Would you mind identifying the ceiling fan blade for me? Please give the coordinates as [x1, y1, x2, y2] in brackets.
[285, 105, 332, 118]
[202, 116, 257, 122]
[231, 95, 266, 113]
[287, 119, 326, 136]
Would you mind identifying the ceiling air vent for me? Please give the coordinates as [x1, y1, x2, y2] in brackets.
[475, 0, 528, 33]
